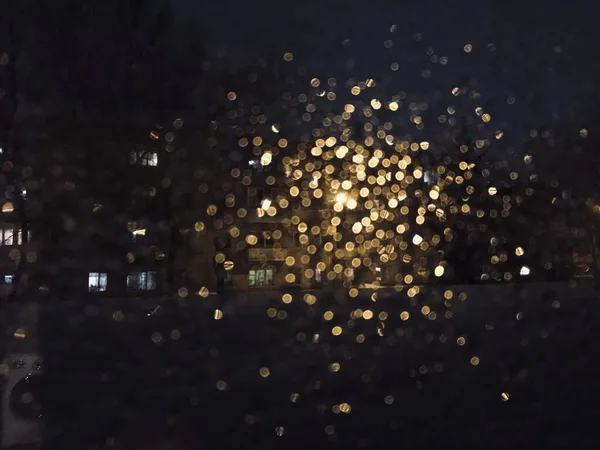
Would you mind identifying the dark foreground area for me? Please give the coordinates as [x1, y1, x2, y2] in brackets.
[33, 286, 600, 449]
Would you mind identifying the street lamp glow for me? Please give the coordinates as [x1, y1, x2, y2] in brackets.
[335, 192, 348, 204]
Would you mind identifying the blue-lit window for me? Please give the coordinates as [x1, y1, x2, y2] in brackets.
[88, 272, 107, 292]
[129, 151, 158, 166]
[127, 271, 157, 291]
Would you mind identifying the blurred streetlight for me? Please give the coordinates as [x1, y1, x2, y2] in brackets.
[335, 192, 348, 204]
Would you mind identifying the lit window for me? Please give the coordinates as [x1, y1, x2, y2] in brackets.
[17, 229, 31, 245]
[248, 267, 275, 286]
[88, 272, 108, 292]
[0, 228, 28, 246]
[1, 229, 14, 245]
[255, 269, 265, 285]
[424, 170, 437, 185]
[315, 269, 322, 283]
[130, 151, 158, 166]
[127, 271, 157, 291]
[265, 268, 274, 285]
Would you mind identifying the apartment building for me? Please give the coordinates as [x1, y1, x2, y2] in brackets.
[4, 117, 174, 300]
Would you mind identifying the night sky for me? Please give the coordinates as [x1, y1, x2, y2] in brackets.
[11, 0, 600, 138]
[174, 0, 600, 133]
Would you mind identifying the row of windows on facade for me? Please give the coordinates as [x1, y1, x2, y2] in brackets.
[0, 228, 31, 246]
[90, 269, 277, 291]
[88, 271, 157, 292]
[89, 270, 276, 291]
[89, 266, 355, 292]
[247, 267, 328, 286]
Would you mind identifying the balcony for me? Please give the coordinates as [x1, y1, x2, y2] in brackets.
[248, 247, 286, 262]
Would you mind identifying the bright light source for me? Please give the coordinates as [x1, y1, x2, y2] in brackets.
[412, 234, 423, 245]
[488, 187, 497, 195]
[261, 198, 272, 210]
[132, 229, 146, 236]
[335, 193, 348, 204]
[434, 265, 445, 277]
[519, 266, 530, 276]
[346, 198, 357, 209]
[515, 247, 525, 256]
[260, 151, 272, 166]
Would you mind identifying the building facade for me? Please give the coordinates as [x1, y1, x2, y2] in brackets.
[3, 115, 599, 303]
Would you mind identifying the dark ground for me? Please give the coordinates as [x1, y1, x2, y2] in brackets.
[37, 287, 600, 449]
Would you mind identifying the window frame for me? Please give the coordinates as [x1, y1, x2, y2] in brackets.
[2, 228, 14, 246]
[88, 272, 108, 292]
[0, 227, 28, 246]
[130, 151, 158, 167]
[315, 268, 322, 283]
[248, 270, 257, 286]
[248, 266, 275, 287]
[126, 270, 157, 291]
